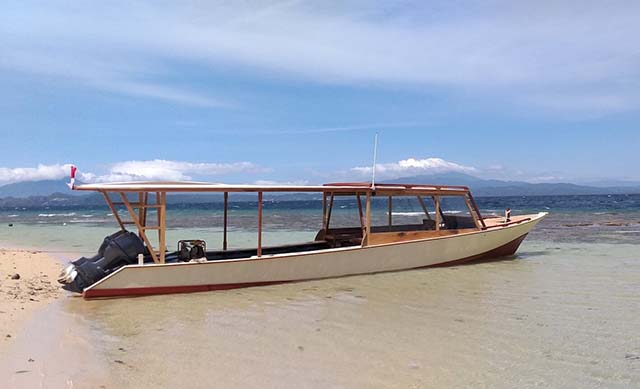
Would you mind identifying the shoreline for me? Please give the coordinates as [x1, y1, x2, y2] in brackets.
[0, 248, 63, 350]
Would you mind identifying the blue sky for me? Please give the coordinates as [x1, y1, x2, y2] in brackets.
[1, 0, 639, 185]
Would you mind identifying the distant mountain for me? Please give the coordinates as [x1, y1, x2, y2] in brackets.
[0, 188, 321, 209]
[0, 179, 83, 198]
[1, 174, 639, 208]
[386, 172, 519, 188]
[384, 172, 640, 196]
[579, 179, 640, 188]
[0, 180, 319, 201]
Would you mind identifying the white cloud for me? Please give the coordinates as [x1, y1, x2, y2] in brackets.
[524, 92, 639, 116]
[352, 157, 477, 179]
[101, 81, 229, 108]
[92, 160, 270, 182]
[0, 164, 72, 184]
[1, 1, 639, 113]
[0, 49, 228, 108]
[246, 122, 425, 135]
[197, 122, 427, 135]
[0, 160, 269, 185]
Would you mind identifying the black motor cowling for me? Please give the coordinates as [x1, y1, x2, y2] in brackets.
[58, 230, 145, 293]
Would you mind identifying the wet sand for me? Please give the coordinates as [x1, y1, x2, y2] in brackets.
[1, 240, 639, 388]
[0, 249, 61, 346]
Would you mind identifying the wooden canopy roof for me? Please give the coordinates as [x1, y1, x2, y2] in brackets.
[73, 181, 472, 196]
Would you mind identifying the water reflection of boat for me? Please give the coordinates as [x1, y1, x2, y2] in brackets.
[58, 181, 546, 298]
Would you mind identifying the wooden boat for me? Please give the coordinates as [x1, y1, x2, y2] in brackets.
[58, 181, 547, 298]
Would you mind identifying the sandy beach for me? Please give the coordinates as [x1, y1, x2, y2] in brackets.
[0, 249, 61, 347]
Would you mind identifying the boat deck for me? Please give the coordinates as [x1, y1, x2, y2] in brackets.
[482, 215, 533, 228]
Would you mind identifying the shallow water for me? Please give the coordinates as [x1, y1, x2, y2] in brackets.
[0, 222, 319, 255]
[1, 195, 639, 387]
[1, 208, 640, 256]
[2, 240, 639, 388]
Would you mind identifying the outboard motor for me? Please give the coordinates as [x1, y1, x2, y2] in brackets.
[58, 230, 145, 293]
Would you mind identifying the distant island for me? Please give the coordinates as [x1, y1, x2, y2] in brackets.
[0, 173, 639, 208]
[385, 172, 640, 197]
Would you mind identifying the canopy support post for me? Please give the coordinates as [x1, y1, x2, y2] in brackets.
[158, 192, 166, 263]
[467, 192, 486, 229]
[119, 192, 160, 264]
[417, 196, 431, 220]
[326, 193, 334, 231]
[388, 195, 392, 227]
[322, 192, 327, 230]
[257, 192, 263, 257]
[434, 195, 441, 231]
[364, 191, 371, 246]
[356, 193, 364, 230]
[138, 192, 145, 229]
[102, 191, 125, 230]
[142, 192, 149, 227]
[463, 195, 482, 230]
[223, 192, 228, 251]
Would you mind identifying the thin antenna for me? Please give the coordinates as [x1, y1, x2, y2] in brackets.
[371, 132, 379, 189]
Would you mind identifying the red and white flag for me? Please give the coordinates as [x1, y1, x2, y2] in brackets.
[67, 165, 77, 189]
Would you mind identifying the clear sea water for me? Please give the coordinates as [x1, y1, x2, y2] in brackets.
[1, 194, 639, 387]
[1, 194, 639, 254]
[1, 198, 327, 253]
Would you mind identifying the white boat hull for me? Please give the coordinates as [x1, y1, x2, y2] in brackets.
[83, 213, 546, 298]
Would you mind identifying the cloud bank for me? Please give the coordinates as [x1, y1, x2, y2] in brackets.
[89, 160, 269, 182]
[0, 157, 477, 186]
[0, 160, 269, 185]
[352, 157, 477, 180]
[0, 164, 72, 185]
